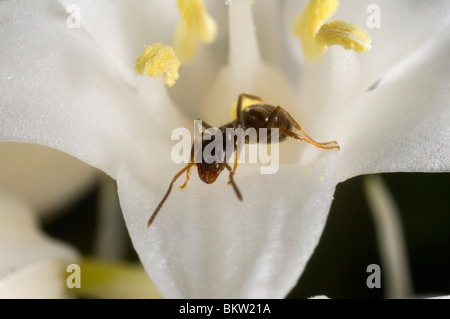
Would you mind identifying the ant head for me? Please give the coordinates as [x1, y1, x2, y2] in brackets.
[197, 163, 224, 184]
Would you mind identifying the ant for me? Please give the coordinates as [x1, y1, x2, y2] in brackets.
[147, 93, 340, 227]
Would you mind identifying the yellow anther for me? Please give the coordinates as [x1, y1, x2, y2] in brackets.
[135, 43, 181, 87]
[317, 19, 371, 52]
[292, 0, 371, 62]
[174, 0, 218, 62]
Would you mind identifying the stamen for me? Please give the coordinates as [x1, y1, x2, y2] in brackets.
[135, 43, 181, 87]
[317, 19, 371, 52]
[293, 0, 371, 62]
[293, 0, 338, 62]
[228, 0, 261, 70]
[174, 0, 218, 62]
[363, 175, 413, 298]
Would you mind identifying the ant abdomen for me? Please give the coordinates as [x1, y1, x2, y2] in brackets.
[240, 104, 291, 144]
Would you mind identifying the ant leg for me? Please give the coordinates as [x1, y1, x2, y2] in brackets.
[279, 128, 340, 150]
[236, 93, 263, 121]
[179, 166, 192, 189]
[266, 106, 339, 148]
[180, 144, 195, 190]
[195, 118, 213, 129]
[223, 163, 243, 201]
[232, 146, 239, 175]
[280, 107, 339, 146]
[264, 106, 286, 143]
[147, 162, 195, 228]
[265, 105, 283, 129]
[227, 142, 240, 185]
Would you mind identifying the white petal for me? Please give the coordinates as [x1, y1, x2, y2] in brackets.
[0, 143, 96, 217]
[0, 0, 186, 178]
[118, 152, 338, 298]
[0, 260, 73, 299]
[336, 25, 450, 181]
[55, 0, 232, 118]
[309, 295, 329, 299]
[282, 0, 450, 92]
[57, 0, 179, 78]
[297, 46, 361, 128]
[337, 0, 450, 93]
[428, 295, 450, 299]
[0, 191, 77, 298]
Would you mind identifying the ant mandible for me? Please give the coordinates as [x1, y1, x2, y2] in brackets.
[147, 93, 340, 227]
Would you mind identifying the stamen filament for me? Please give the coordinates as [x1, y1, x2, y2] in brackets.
[228, 0, 261, 73]
[363, 175, 413, 299]
[293, 0, 338, 62]
[174, 0, 218, 62]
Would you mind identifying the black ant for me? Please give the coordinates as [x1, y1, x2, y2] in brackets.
[147, 93, 340, 227]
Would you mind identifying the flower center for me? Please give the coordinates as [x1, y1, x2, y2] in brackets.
[134, 43, 181, 87]
[174, 0, 218, 62]
[293, 0, 371, 62]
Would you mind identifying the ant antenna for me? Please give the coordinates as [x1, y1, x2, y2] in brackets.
[147, 163, 194, 228]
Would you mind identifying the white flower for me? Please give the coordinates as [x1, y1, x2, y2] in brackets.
[0, 143, 96, 218]
[0, 190, 77, 298]
[0, 0, 449, 298]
